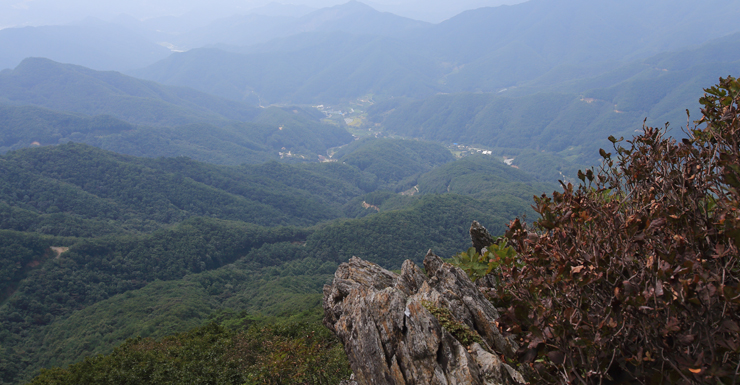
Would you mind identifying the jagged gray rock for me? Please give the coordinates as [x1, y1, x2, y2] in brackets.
[323, 251, 525, 385]
[470, 220, 496, 255]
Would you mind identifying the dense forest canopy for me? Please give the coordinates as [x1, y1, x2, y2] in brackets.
[0, 137, 542, 383]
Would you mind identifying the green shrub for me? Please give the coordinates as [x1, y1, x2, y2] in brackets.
[448, 241, 518, 282]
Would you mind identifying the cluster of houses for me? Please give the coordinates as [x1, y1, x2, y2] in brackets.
[451, 143, 493, 156]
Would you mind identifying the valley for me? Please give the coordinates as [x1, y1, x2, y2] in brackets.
[1, 0, 739, 383]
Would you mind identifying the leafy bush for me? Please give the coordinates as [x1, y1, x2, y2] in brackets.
[488, 77, 740, 384]
[448, 242, 518, 282]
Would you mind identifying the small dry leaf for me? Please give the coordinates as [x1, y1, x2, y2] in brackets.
[571, 266, 585, 274]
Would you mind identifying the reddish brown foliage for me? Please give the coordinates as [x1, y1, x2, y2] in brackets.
[493, 77, 740, 384]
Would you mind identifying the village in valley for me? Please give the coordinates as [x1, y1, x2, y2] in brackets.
[313, 96, 513, 166]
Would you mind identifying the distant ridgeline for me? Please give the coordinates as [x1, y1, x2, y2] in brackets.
[0, 138, 546, 384]
[130, 1, 740, 105]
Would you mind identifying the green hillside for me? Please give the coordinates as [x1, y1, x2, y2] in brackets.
[131, 0, 740, 104]
[0, 59, 357, 162]
[0, 104, 353, 164]
[132, 32, 442, 104]
[0, 192, 525, 383]
[416, 155, 553, 201]
[335, 138, 454, 190]
[0, 104, 134, 153]
[368, 92, 612, 162]
[0, 58, 261, 126]
[368, 37, 740, 166]
[28, 311, 350, 385]
[0, 143, 366, 234]
[0, 139, 547, 384]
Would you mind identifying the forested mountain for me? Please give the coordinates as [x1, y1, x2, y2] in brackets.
[131, 32, 442, 104]
[285, 1, 429, 37]
[181, 0, 428, 50]
[0, 58, 358, 162]
[415, 0, 740, 92]
[335, 138, 454, 189]
[367, 33, 740, 165]
[0, 103, 352, 164]
[0, 58, 261, 126]
[416, 155, 552, 201]
[0, 143, 368, 234]
[0, 104, 135, 153]
[0, 140, 545, 384]
[132, 0, 740, 104]
[5, 0, 739, 101]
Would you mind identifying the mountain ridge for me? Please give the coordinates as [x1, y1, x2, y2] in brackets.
[0, 57, 261, 126]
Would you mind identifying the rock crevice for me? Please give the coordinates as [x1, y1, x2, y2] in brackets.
[323, 250, 526, 385]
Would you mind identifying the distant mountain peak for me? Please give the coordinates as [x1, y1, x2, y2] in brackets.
[308, 0, 379, 18]
[286, 0, 429, 36]
[334, 0, 377, 12]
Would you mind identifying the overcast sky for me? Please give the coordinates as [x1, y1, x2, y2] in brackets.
[0, 0, 527, 28]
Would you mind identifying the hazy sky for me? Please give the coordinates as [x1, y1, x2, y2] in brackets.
[0, 0, 526, 28]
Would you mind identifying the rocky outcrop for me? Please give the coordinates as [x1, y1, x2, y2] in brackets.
[470, 220, 496, 255]
[323, 250, 526, 385]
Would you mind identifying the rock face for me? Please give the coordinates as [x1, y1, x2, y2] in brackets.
[323, 250, 526, 385]
[470, 220, 496, 255]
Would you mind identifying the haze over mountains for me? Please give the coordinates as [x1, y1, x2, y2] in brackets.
[2, 0, 738, 165]
[1, 0, 740, 383]
[131, 0, 740, 99]
[0, 0, 523, 28]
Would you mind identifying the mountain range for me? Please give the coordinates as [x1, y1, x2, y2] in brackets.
[1, 1, 740, 383]
[130, 0, 740, 104]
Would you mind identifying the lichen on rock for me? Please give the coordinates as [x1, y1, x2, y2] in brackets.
[323, 250, 526, 385]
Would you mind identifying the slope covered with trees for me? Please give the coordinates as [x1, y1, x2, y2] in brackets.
[367, 32, 740, 166]
[0, 136, 545, 384]
[334, 138, 455, 190]
[0, 104, 353, 164]
[0, 58, 359, 163]
[0, 143, 365, 233]
[29, 311, 350, 385]
[0, 58, 261, 126]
